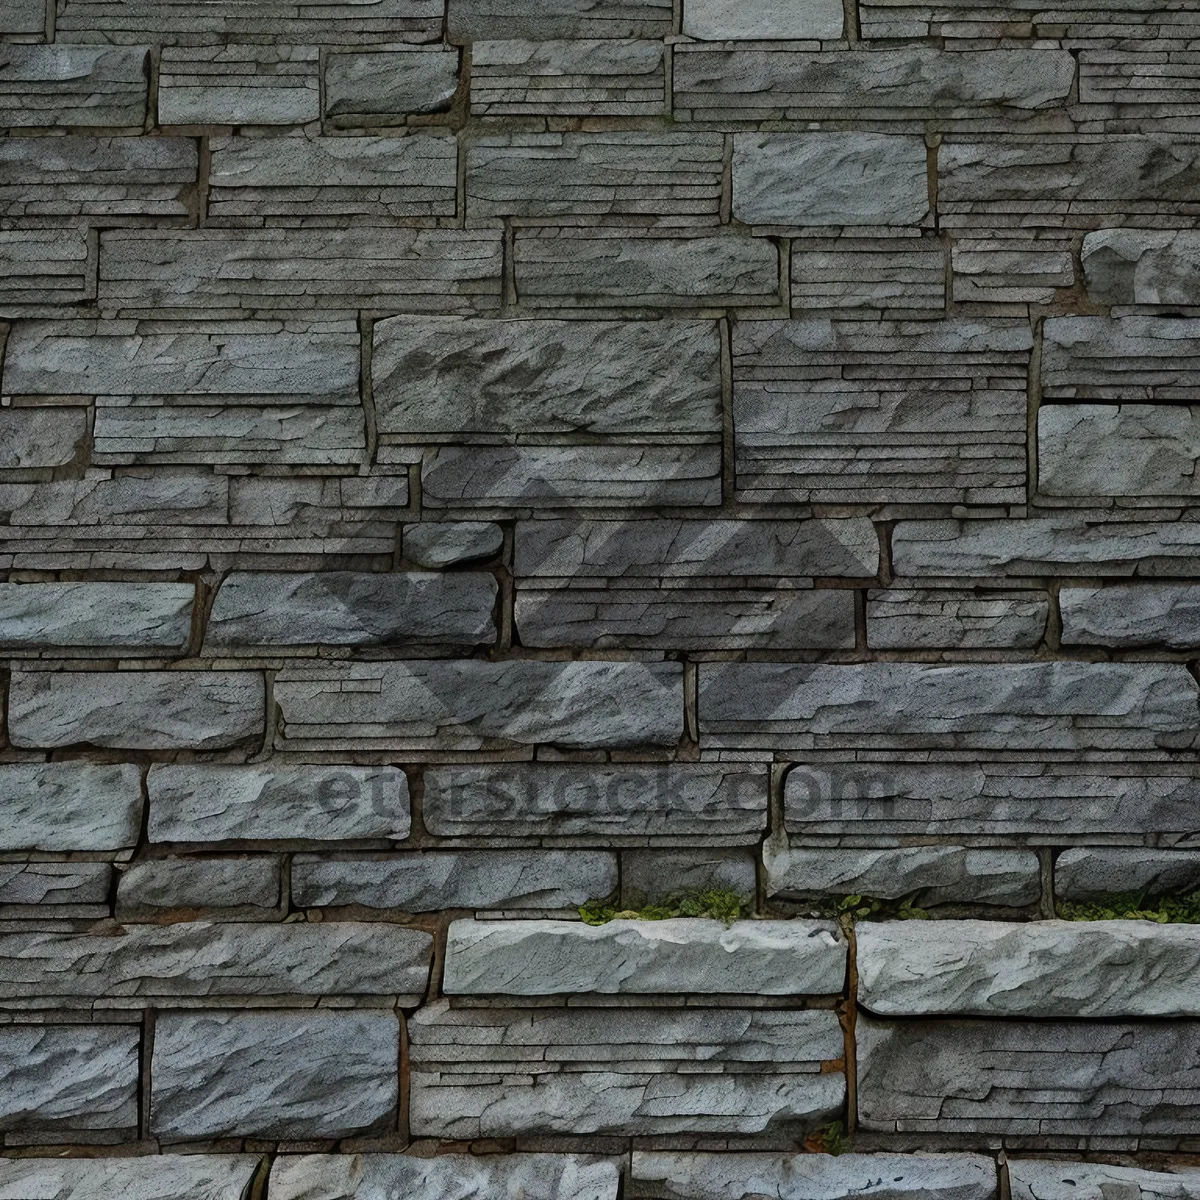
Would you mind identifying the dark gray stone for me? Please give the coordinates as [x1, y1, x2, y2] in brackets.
[1055, 848, 1200, 900]
[325, 49, 460, 119]
[116, 857, 281, 918]
[0, 762, 143, 851]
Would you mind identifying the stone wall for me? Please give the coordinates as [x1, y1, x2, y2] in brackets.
[4, 0, 1200, 1194]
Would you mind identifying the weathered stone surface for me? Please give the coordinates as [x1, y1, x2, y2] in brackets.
[117, 857, 281, 918]
[0, 762, 143, 852]
[403, 520, 503, 567]
[0, 228, 93, 308]
[699, 661, 1199, 751]
[409, 1001, 845, 1137]
[0, 1024, 138, 1134]
[1061, 583, 1200, 647]
[270, 1153, 621, 1200]
[0, 920, 431, 1007]
[8, 669, 265, 749]
[275, 659, 683, 751]
[858, 919, 1200, 1017]
[860, 0, 1188, 40]
[0, 581, 193, 649]
[325, 49, 460, 120]
[423, 763, 768, 841]
[1083, 229, 1200, 307]
[442, 917, 846, 996]
[682, 0, 843, 39]
[857, 1014, 1200, 1134]
[766, 846, 1040, 907]
[147, 763, 411, 843]
[732, 133, 929, 228]
[792, 239, 945, 315]
[0, 861, 110, 907]
[205, 570, 497, 648]
[952, 237, 1073, 304]
[0, 45, 148, 127]
[0, 1155, 262, 1200]
[867, 589, 1048, 649]
[621, 849, 756, 905]
[292, 850, 616, 911]
[150, 1010, 398, 1139]
[0, 405, 83, 468]
[1009, 1160, 1200, 1200]
[631, 1151, 999, 1200]
[449, 0, 672, 40]
[1055, 848, 1200, 900]
[158, 45, 318, 125]
[0, 0, 44, 33]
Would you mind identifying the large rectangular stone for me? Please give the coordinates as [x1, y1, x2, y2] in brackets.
[449, 0, 673, 39]
[274, 659, 683, 751]
[8, 669, 264, 750]
[0, 762, 142, 852]
[682, 0, 843, 39]
[0, 228, 94, 308]
[158, 45, 318, 125]
[409, 1001, 845, 1137]
[701, 661, 1199, 751]
[1009, 1160, 1200, 1200]
[0, 581, 193, 649]
[0, 45, 148, 127]
[0, 861, 111, 908]
[1055, 847, 1200, 901]
[0, 1155, 262, 1200]
[0, 920, 432, 1007]
[324, 49, 460, 122]
[867, 589, 1048, 649]
[0, 0, 45, 34]
[0, 407, 87, 468]
[148, 763, 411, 843]
[1082, 229, 1200, 307]
[1062, 583, 1200, 647]
[951, 237, 1074, 305]
[791, 239, 946, 316]
[150, 1011, 398, 1139]
[442, 917, 847, 996]
[116, 857, 281, 919]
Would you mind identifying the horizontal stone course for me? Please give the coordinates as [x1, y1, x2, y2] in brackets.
[325, 49, 460, 120]
[0, 45, 148, 127]
[1055, 847, 1200, 900]
[116, 857, 282, 918]
[1008, 1161, 1200, 1200]
[0, 1155, 262, 1200]
[0, 762, 143, 851]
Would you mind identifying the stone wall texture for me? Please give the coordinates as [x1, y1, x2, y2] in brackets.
[5, 0, 1200, 1195]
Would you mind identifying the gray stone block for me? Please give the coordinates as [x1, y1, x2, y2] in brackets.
[423, 763, 768, 841]
[0, 862, 110, 906]
[1061, 583, 1200, 647]
[0, 920, 431, 1007]
[0, 762, 142, 852]
[792, 239, 946, 315]
[0, 0, 44, 33]
[205, 570, 497, 648]
[867, 589, 1048, 649]
[147, 763, 411, 843]
[0, 44, 147, 126]
[292, 850, 616, 911]
[150, 1010, 398, 1139]
[0, 228, 93, 308]
[448, 0, 672, 40]
[0, 581, 193, 649]
[0, 1024, 138, 1134]
[274, 659, 683, 751]
[1009, 1160, 1200, 1200]
[325, 49, 459, 120]
[621, 849, 756, 906]
[1083, 229, 1200, 307]
[117, 857, 281, 918]
[951, 237, 1073, 304]
[409, 1000, 845, 1137]
[8, 669, 264, 750]
[732, 133, 929, 228]
[0, 1155, 262, 1200]
[1055, 848, 1200, 900]
[403, 521, 503, 567]
[158, 45, 318, 125]
[682, 0, 843, 39]
[442, 917, 847, 996]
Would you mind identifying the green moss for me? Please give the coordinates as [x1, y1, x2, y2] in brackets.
[804, 1119, 849, 1156]
[821, 894, 932, 923]
[578, 887, 747, 927]
[1056, 889, 1200, 923]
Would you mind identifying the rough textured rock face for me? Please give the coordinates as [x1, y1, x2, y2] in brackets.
[5, 0, 1200, 1185]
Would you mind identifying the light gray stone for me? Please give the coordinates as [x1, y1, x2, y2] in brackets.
[275, 659, 683, 751]
[631, 1151, 999, 1200]
[150, 1010, 398, 1139]
[698, 661, 1200, 751]
[423, 763, 767, 841]
[792, 238, 946, 315]
[0, 762, 142, 852]
[621, 849, 756, 906]
[147, 763, 411, 843]
[8, 669, 264, 750]
[448, 0, 672, 40]
[0, 920, 431, 1007]
[1061, 583, 1200, 647]
[204, 571, 497, 648]
[858, 919, 1200, 1017]
[1083, 229, 1200, 307]
[857, 1014, 1200, 1134]
[1055, 848, 1200, 900]
[0, 228, 93, 308]
[409, 1001, 845, 1137]
[0, 581, 193, 649]
[0, 1155, 262, 1200]
[1010, 1160, 1200, 1200]
[0, 862, 110, 906]
[682, 0, 843, 39]
[158, 45, 318, 125]
[0, 45, 148, 126]
[403, 521, 503, 567]
[270, 1153, 620, 1200]
[733, 133, 929, 228]
[325, 49, 459, 119]
[117, 857, 281, 918]
[766, 846, 1040, 907]
[292, 850, 616, 911]
[442, 917, 847, 996]
[867, 589, 1048, 649]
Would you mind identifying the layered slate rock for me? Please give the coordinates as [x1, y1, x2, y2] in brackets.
[1083, 229, 1200, 306]
[630, 1151, 999, 1200]
[0, 862, 111, 911]
[681, 0, 844, 40]
[273, 659, 684, 750]
[442, 917, 847, 996]
[0, 229, 94, 310]
[448, 0, 673, 39]
[403, 521, 503, 567]
[732, 319, 1031, 505]
[408, 1001, 845, 1136]
[157, 46, 319, 125]
[117, 857, 282, 919]
[0, 1155, 262, 1200]
[422, 763, 768, 842]
[150, 1010, 399, 1139]
[0, 408, 86, 467]
[293, 850, 616, 911]
[0, 920, 431, 1007]
[0, 1024, 138, 1135]
[1061, 583, 1200, 647]
[324, 49, 461, 122]
[1043, 316, 1200, 400]
[269, 1153, 621, 1200]
[698, 661, 1200, 751]
[147, 763, 411, 843]
[1055, 848, 1200, 900]
[857, 919, 1200, 1017]
[1009, 1160, 1200, 1200]
[0, 762, 143, 851]
[951, 238, 1074, 305]
[0, 45, 149, 127]
[857, 1015, 1200, 1134]
[867, 589, 1048, 649]
[791, 239, 946, 316]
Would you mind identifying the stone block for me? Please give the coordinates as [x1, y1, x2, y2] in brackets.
[448, 0, 671, 40]
[0, 581, 193, 649]
[867, 589, 1048, 649]
[1083, 229, 1200, 307]
[0, 44, 147, 126]
[1009, 1160, 1200, 1200]
[791, 239, 945, 315]
[0, 762, 143, 851]
[951, 238, 1074, 305]
[158, 45, 318, 125]
[1061, 583, 1200, 647]
[0, 1155, 261, 1200]
[1055, 848, 1200, 900]
[0, 863, 109, 910]
[621, 849, 756, 905]
[0, 228, 94, 308]
[116, 857, 281, 918]
[325, 49, 460, 120]
[682, 0, 843, 39]
[403, 521, 503, 567]
[0, 0, 44, 33]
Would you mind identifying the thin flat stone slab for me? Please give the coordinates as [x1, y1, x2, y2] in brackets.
[682, 0, 844, 39]
[0, 45, 149, 127]
[157, 45, 319, 125]
[0, 862, 111, 907]
[325, 49, 460, 121]
[448, 0, 673, 40]
[269, 1153, 621, 1200]
[857, 919, 1200, 1018]
[1055, 848, 1200, 901]
[792, 238, 946, 316]
[0, 228, 94, 309]
[867, 589, 1048, 649]
[408, 1000, 845, 1137]
[1061, 583, 1200, 647]
[631, 1151, 999, 1200]
[0, 1155, 262, 1200]
[0, 920, 431, 1008]
[1083, 229, 1200, 307]
[1009, 1160, 1200, 1200]
[150, 1010, 398, 1139]
[442, 917, 846, 996]
[857, 1014, 1200, 1134]
[0, 762, 143, 852]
